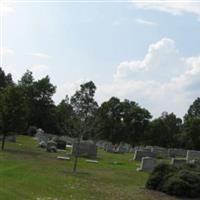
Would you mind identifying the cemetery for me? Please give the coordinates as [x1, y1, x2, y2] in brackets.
[1, 132, 200, 200]
[0, 69, 200, 199]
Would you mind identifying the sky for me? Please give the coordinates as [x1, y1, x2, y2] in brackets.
[1, 0, 200, 118]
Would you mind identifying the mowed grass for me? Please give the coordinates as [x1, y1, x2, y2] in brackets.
[0, 136, 179, 200]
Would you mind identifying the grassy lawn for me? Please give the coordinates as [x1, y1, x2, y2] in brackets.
[0, 136, 180, 200]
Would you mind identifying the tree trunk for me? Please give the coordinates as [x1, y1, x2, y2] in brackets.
[73, 134, 81, 173]
[1, 133, 6, 151]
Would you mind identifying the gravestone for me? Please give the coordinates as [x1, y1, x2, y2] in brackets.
[96, 140, 106, 149]
[35, 129, 48, 143]
[104, 143, 114, 153]
[168, 148, 187, 158]
[39, 141, 47, 148]
[152, 147, 168, 158]
[117, 145, 128, 153]
[171, 158, 187, 167]
[137, 157, 157, 172]
[72, 140, 97, 159]
[186, 150, 200, 161]
[133, 150, 156, 161]
[46, 140, 57, 152]
[57, 156, 70, 160]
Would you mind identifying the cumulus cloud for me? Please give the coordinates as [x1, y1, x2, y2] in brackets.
[114, 38, 182, 81]
[133, 1, 200, 17]
[98, 38, 200, 118]
[54, 38, 200, 117]
[135, 18, 157, 26]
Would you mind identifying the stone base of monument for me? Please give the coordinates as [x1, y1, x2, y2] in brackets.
[57, 156, 71, 160]
[171, 158, 187, 167]
[86, 159, 99, 164]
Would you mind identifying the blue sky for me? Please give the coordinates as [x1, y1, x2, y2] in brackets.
[1, 1, 200, 118]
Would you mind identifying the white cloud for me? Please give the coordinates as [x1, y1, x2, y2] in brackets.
[0, 48, 14, 56]
[135, 18, 157, 26]
[97, 38, 200, 118]
[133, 1, 200, 17]
[52, 38, 200, 118]
[114, 38, 182, 81]
[28, 53, 51, 59]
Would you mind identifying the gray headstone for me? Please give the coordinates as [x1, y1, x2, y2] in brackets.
[137, 157, 157, 172]
[72, 140, 97, 159]
[186, 150, 200, 161]
[46, 140, 57, 152]
[171, 158, 187, 167]
[168, 148, 187, 158]
[104, 143, 114, 153]
[133, 150, 156, 161]
[39, 141, 47, 148]
[152, 147, 168, 158]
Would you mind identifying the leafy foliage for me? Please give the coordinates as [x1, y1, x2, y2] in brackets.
[146, 163, 200, 198]
[0, 67, 200, 151]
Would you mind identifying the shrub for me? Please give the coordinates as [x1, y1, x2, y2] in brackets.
[146, 163, 200, 198]
[27, 126, 37, 136]
[55, 139, 66, 150]
[146, 163, 176, 190]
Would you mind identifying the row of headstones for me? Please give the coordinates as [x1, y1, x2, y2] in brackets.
[133, 146, 190, 160]
[96, 140, 132, 153]
[35, 129, 70, 152]
[135, 149, 200, 172]
[35, 129, 98, 158]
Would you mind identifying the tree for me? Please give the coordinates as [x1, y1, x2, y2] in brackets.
[70, 81, 98, 173]
[19, 72, 57, 133]
[183, 98, 200, 150]
[95, 97, 124, 144]
[56, 95, 74, 136]
[144, 112, 182, 148]
[122, 99, 152, 146]
[184, 97, 200, 121]
[96, 98, 152, 146]
[0, 86, 27, 150]
[0, 67, 14, 91]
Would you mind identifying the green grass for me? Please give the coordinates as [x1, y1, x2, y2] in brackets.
[0, 136, 179, 200]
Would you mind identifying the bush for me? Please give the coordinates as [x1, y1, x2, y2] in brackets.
[54, 139, 66, 150]
[27, 126, 37, 136]
[146, 163, 200, 198]
[146, 163, 176, 190]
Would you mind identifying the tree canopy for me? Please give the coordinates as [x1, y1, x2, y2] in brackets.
[0, 67, 200, 151]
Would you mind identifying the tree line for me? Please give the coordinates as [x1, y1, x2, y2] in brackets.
[0, 67, 200, 150]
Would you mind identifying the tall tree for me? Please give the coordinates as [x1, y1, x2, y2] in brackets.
[144, 112, 182, 148]
[183, 98, 200, 150]
[56, 95, 74, 136]
[19, 72, 57, 133]
[70, 81, 98, 173]
[0, 86, 27, 150]
[0, 67, 14, 91]
[96, 98, 151, 146]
